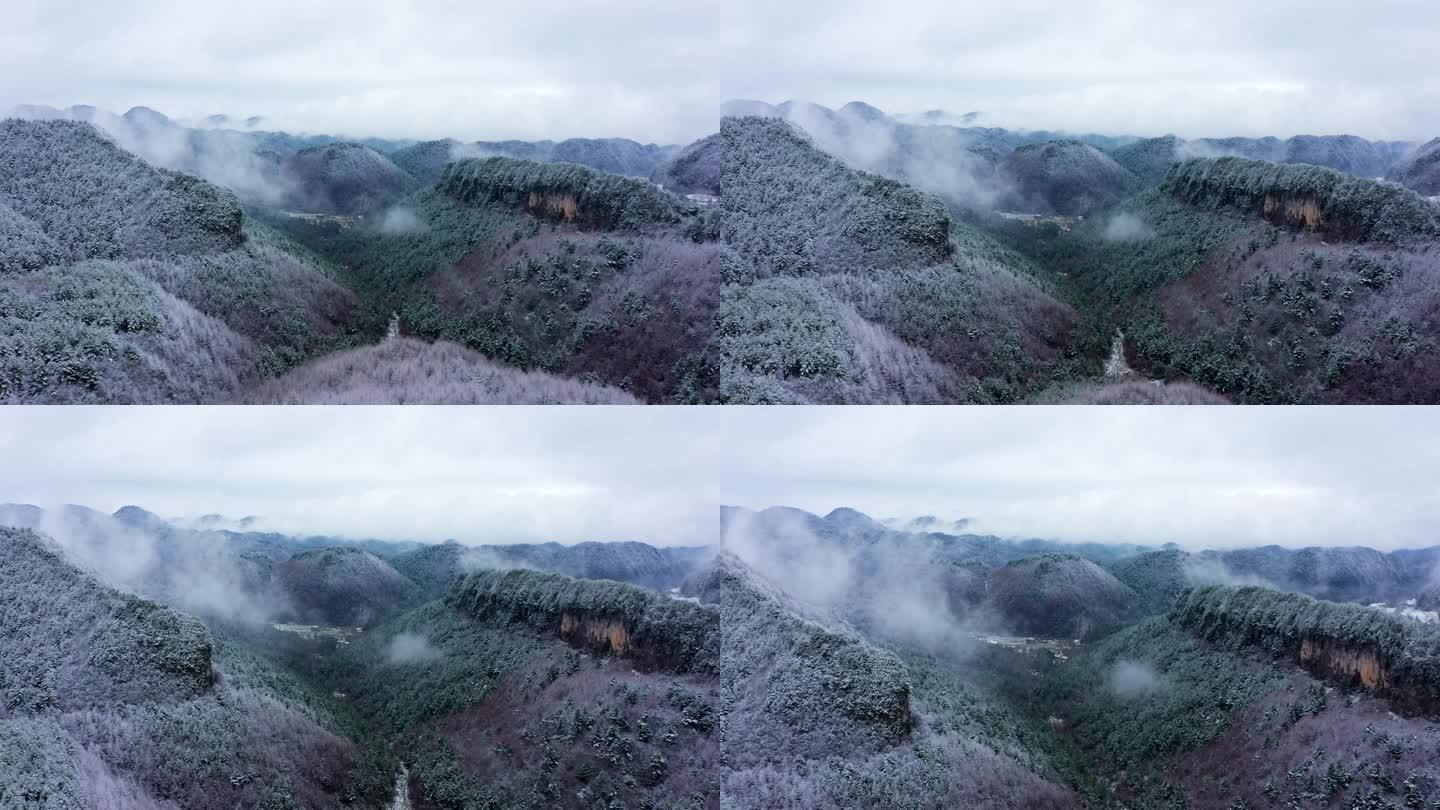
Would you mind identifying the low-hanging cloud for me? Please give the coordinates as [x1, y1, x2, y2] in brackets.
[721, 507, 994, 654]
[385, 632, 441, 664]
[1108, 660, 1164, 697]
[1103, 212, 1154, 242]
[5, 105, 303, 208]
[7, 506, 294, 625]
[378, 206, 428, 235]
[743, 102, 1012, 212]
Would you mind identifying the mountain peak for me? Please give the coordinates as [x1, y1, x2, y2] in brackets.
[839, 101, 887, 121]
[113, 504, 169, 531]
[122, 106, 172, 128]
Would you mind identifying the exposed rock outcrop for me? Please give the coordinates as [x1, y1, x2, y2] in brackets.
[447, 568, 719, 673]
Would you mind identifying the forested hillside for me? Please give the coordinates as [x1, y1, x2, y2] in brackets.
[988, 553, 1138, 639]
[279, 142, 416, 215]
[10, 491, 1440, 807]
[0, 119, 356, 403]
[651, 134, 721, 195]
[261, 149, 725, 403]
[315, 568, 720, 809]
[707, 552, 1076, 808]
[1002, 156, 1440, 403]
[723, 504, 1440, 808]
[0, 527, 379, 809]
[4, 99, 1437, 403]
[716, 115, 1086, 403]
[1026, 590, 1440, 807]
[390, 136, 679, 188]
[1172, 585, 1440, 710]
[1108, 133, 1414, 189]
[1388, 138, 1440, 196]
[393, 539, 709, 601]
[999, 140, 1136, 216]
[0, 504, 723, 809]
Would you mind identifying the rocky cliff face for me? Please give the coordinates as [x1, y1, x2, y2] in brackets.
[1262, 193, 1324, 229]
[1171, 584, 1440, 713]
[559, 612, 632, 654]
[525, 190, 580, 221]
[447, 568, 719, 674]
[439, 156, 685, 230]
[1162, 156, 1438, 243]
[1299, 637, 1389, 689]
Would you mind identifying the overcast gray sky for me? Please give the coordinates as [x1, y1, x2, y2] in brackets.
[0, 407, 1436, 550]
[2, 0, 1436, 143]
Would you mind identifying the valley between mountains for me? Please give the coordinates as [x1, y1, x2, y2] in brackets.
[4, 101, 1439, 403]
[5, 501, 1440, 808]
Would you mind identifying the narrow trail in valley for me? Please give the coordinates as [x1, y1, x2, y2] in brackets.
[1103, 328, 1136, 379]
[387, 763, 411, 810]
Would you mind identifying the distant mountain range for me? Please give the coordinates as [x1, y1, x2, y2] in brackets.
[719, 99, 1424, 210]
[724, 504, 1440, 611]
[0, 502, 712, 625]
[3, 103, 682, 212]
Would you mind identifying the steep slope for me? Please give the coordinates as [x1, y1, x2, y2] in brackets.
[4, 103, 418, 208]
[1171, 585, 1440, 710]
[722, 99, 1132, 212]
[279, 142, 416, 215]
[0, 120, 243, 261]
[438, 157, 686, 229]
[721, 116, 953, 276]
[1037, 607, 1440, 807]
[988, 553, 1138, 639]
[709, 551, 1076, 808]
[324, 569, 719, 809]
[1163, 157, 1438, 242]
[448, 568, 719, 673]
[717, 116, 1083, 403]
[1387, 137, 1440, 196]
[1008, 156, 1440, 403]
[0, 528, 214, 711]
[267, 153, 724, 403]
[0, 119, 357, 403]
[0, 527, 372, 809]
[999, 140, 1136, 216]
